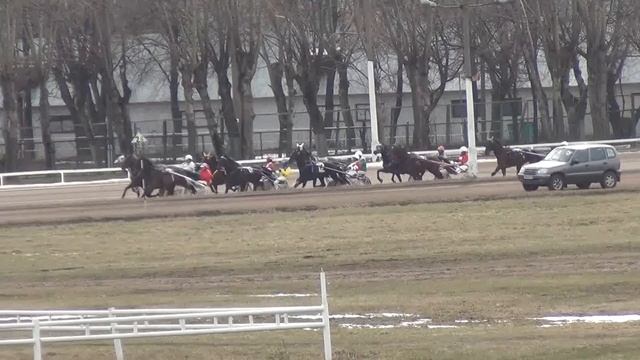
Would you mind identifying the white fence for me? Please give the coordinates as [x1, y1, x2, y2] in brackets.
[1, 138, 638, 189]
[0, 273, 333, 360]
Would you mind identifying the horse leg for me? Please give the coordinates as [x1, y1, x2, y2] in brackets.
[491, 164, 500, 176]
[121, 183, 132, 199]
[502, 167, 506, 176]
[377, 169, 385, 183]
[396, 173, 402, 182]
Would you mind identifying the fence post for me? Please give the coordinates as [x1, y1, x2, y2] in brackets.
[320, 271, 332, 360]
[32, 318, 42, 360]
[109, 307, 125, 360]
[162, 121, 168, 162]
[59, 171, 65, 184]
[0, 175, 4, 187]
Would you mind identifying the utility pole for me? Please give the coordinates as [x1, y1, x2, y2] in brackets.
[461, 5, 478, 177]
[361, 0, 380, 153]
[420, 0, 513, 178]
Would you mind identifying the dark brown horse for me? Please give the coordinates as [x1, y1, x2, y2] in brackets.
[373, 144, 403, 183]
[390, 146, 444, 180]
[117, 154, 198, 198]
[485, 138, 544, 176]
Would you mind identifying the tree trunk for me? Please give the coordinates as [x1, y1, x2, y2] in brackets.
[338, 63, 356, 149]
[180, 68, 198, 155]
[1, 76, 19, 171]
[194, 62, 223, 155]
[586, 51, 610, 139]
[169, 52, 182, 157]
[266, 62, 292, 156]
[390, 62, 403, 145]
[169, 24, 182, 157]
[22, 89, 35, 160]
[607, 72, 624, 138]
[52, 69, 89, 161]
[324, 65, 336, 142]
[39, 80, 55, 169]
[240, 78, 255, 159]
[298, 76, 327, 155]
[522, 49, 552, 141]
[406, 62, 430, 149]
[550, 75, 565, 140]
[217, 71, 241, 158]
[561, 57, 588, 140]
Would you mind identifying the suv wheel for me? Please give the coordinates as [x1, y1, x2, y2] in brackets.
[523, 184, 538, 192]
[600, 171, 617, 189]
[548, 174, 565, 191]
[576, 182, 591, 190]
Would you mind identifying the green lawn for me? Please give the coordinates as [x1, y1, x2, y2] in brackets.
[1, 192, 640, 359]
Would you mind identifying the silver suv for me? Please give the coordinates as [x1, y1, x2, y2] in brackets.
[518, 144, 621, 191]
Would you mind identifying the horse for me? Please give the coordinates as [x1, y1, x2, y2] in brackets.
[217, 155, 264, 193]
[117, 154, 198, 198]
[484, 138, 544, 176]
[373, 144, 403, 183]
[389, 145, 444, 180]
[288, 144, 325, 188]
[288, 144, 348, 188]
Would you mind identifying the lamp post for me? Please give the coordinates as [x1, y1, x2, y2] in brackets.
[360, 0, 381, 153]
[419, 0, 512, 178]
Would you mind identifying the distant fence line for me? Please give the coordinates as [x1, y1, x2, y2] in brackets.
[1, 101, 638, 171]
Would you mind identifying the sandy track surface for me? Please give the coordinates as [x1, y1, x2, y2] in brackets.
[1, 170, 639, 226]
[2, 152, 639, 226]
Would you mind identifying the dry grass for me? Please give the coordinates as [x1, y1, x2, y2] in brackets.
[1, 191, 640, 358]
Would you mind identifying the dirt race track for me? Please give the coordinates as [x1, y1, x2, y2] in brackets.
[2, 152, 640, 226]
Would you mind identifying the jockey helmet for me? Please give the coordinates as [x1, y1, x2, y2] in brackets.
[185, 154, 193, 161]
[201, 162, 209, 168]
[437, 145, 445, 153]
[459, 146, 468, 153]
[266, 157, 273, 163]
[355, 150, 363, 158]
[561, 141, 569, 146]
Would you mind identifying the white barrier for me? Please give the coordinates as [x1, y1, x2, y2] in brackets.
[0, 273, 332, 360]
[1, 138, 638, 189]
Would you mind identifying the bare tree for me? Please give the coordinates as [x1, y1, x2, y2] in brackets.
[381, 1, 461, 148]
[0, 1, 20, 171]
[577, 0, 631, 139]
[268, 0, 341, 155]
[262, 3, 298, 155]
[226, 0, 262, 159]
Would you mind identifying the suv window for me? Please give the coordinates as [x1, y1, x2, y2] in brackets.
[590, 148, 606, 161]
[606, 148, 617, 159]
[573, 150, 589, 163]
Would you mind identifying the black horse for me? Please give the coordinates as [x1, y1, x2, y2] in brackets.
[485, 138, 544, 176]
[217, 155, 264, 193]
[117, 154, 198, 198]
[288, 144, 348, 188]
[388, 145, 444, 181]
[373, 144, 402, 183]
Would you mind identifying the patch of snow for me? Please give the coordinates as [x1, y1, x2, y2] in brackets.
[534, 314, 640, 326]
[250, 293, 317, 298]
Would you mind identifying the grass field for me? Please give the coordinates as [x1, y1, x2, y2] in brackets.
[1, 191, 640, 359]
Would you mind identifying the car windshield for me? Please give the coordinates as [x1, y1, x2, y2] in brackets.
[545, 148, 575, 162]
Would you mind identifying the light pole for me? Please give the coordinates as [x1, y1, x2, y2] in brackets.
[360, 0, 381, 154]
[419, 0, 512, 178]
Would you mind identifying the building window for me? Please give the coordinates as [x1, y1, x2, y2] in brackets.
[49, 115, 75, 134]
[632, 93, 640, 109]
[450, 99, 486, 118]
[500, 99, 522, 117]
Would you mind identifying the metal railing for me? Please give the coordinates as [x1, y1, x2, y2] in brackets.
[3, 138, 638, 189]
[0, 273, 333, 360]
